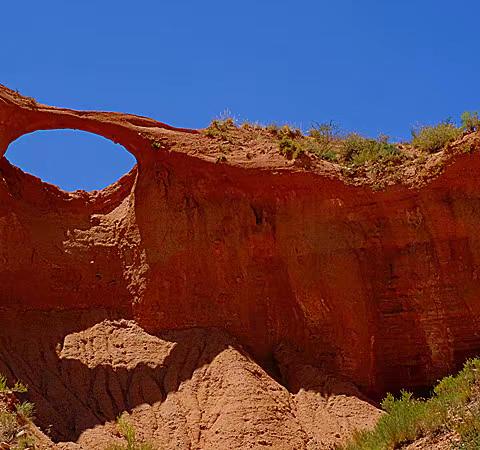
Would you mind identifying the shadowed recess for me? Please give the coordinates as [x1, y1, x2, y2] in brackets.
[4, 129, 136, 192]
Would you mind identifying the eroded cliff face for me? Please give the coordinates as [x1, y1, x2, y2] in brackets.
[1, 84, 480, 408]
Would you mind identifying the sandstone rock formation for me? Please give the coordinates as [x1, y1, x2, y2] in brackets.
[0, 314, 380, 449]
[1, 84, 479, 448]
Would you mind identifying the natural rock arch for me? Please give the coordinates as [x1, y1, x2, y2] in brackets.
[5, 128, 137, 191]
[2, 83, 480, 400]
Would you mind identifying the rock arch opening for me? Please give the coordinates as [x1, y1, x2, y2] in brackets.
[4, 129, 136, 192]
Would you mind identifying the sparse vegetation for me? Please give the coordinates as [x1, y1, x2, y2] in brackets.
[0, 375, 27, 394]
[278, 124, 401, 165]
[151, 140, 163, 150]
[204, 117, 237, 138]
[105, 415, 155, 450]
[279, 136, 304, 159]
[202, 112, 479, 172]
[0, 374, 35, 449]
[411, 120, 462, 153]
[339, 133, 401, 166]
[341, 358, 480, 450]
[306, 121, 340, 161]
[461, 111, 480, 133]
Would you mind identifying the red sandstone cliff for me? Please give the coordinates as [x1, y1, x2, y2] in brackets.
[1, 85, 480, 448]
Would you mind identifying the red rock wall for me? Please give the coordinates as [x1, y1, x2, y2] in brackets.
[2, 85, 480, 396]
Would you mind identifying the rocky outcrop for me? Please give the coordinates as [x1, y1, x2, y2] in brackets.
[1, 84, 480, 436]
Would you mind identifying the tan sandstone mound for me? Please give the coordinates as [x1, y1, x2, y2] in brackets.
[0, 313, 379, 449]
[1, 84, 480, 448]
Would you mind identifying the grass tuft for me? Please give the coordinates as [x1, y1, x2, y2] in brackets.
[105, 415, 156, 450]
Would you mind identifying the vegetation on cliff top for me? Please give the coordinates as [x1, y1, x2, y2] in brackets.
[341, 358, 480, 450]
[203, 111, 480, 168]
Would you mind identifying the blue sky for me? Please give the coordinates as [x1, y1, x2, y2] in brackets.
[2, 0, 480, 191]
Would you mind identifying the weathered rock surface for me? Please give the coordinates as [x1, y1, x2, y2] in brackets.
[0, 314, 380, 449]
[1, 84, 480, 447]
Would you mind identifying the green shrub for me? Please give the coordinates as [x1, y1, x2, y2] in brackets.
[455, 414, 480, 449]
[341, 359, 480, 450]
[411, 121, 462, 153]
[279, 137, 304, 159]
[277, 124, 401, 164]
[266, 123, 280, 134]
[305, 121, 340, 161]
[301, 139, 337, 162]
[0, 374, 35, 449]
[461, 111, 480, 133]
[105, 416, 155, 450]
[16, 401, 34, 420]
[339, 133, 400, 165]
[204, 117, 236, 138]
[0, 410, 19, 444]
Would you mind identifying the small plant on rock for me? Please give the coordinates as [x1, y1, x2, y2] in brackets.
[0, 374, 35, 449]
[105, 415, 155, 450]
[461, 111, 480, 133]
[279, 136, 304, 159]
[204, 117, 237, 138]
[305, 121, 340, 161]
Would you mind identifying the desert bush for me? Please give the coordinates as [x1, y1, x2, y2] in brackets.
[308, 121, 340, 145]
[265, 123, 280, 134]
[305, 121, 340, 161]
[339, 133, 400, 165]
[461, 111, 480, 133]
[277, 125, 302, 139]
[0, 374, 35, 449]
[15, 401, 34, 420]
[0, 410, 19, 444]
[277, 124, 401, 164]
[279, 136, 304, 159]
[204, 117, 237, 138]
[341, 358, 480, 450]
[411, 120, 462, 153]
[455, 413, 480, 449]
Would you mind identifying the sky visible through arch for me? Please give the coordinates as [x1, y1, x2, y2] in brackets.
[2, 0, 480, 190]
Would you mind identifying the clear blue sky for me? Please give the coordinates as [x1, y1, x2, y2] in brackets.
[2, 0, 480, 191]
